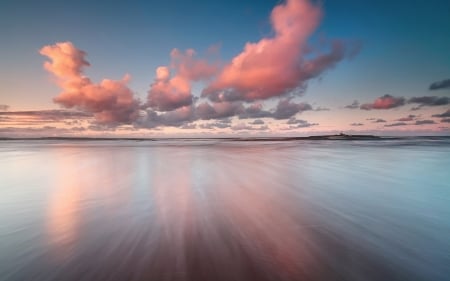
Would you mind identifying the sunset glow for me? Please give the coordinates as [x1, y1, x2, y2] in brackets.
[1, 0, 449, 137]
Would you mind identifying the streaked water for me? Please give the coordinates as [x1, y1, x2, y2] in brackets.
[0, 138, 449, 281]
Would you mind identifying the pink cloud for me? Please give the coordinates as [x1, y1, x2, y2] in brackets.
[360, 95, 406, 110]
[40, 42, 89, 79]
[38, 1, 359, 131]
[147, 66, 193, 111]
[202, 0, 355, 102]
[147, 49, 218, 111]
[40, 42, 140, 124]
[171, 48, 218, 81]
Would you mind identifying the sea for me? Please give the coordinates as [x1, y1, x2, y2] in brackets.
[0, 137, 449, 281]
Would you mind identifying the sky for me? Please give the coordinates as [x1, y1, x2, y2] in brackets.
[1, 0, 450, 137]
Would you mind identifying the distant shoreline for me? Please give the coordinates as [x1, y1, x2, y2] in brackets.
[1, 135, 449, 141]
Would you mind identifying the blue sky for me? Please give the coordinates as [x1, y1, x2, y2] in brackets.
[1, 0, 449, 136]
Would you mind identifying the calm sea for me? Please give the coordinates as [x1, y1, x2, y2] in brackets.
[1, 138, 449, 281]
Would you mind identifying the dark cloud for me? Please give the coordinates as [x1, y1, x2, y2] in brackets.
[140, 101, 242, 128]
[415, 120, 436, 125]
[199, 123, 214, 130]
[202, 89, 247, 103]
[87, 124, 117, 131]
[432, 109, 450, 118]
[360, 95, 405, 110]
[294, 122, 318, 128]
[194, 102, 220, 120]
[0, 110, 93, 127]
[42, 126, 56, 130]
[237, 103, 272, 119]
[441, 118, 450, 123]
[195, 102, 244, 120]
[344, 100, 359, 109]
[219, 118, 232, 124]
[408, 96, 450, 108]
[199, 118, 232, 130]
[117, 126, 139, 132]
[139, 106, 195, 128]
[0, 127, 21, 134]
[135, 97, 313, 129]
[397, 114, 417, 122]
[286, 118, 317, 129]
[272, 99, 312, 120]
[250, 119, 265, 125]
[350, 123, 364, 126]
[155, 107, 195, 127]
[199, 122, 231, 130]
[0, 109, 91, 118]
[0, 126, 87, 137]
[284, 118, 318, 129]
[429, 79, 450, 90]
[237, 99, 312, 120]
[384, 122, 407, 127]
[373, 119, 386, 123]
[287, 117, 306, 125]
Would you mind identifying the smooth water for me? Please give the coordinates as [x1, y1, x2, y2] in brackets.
[0, 138, 449, 281]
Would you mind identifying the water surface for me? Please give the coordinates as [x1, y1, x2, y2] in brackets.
[1, 138, 449, 280]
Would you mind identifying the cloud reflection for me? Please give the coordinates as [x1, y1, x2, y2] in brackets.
[21, 140, 447, 281]
[46, 149, 81, 261]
